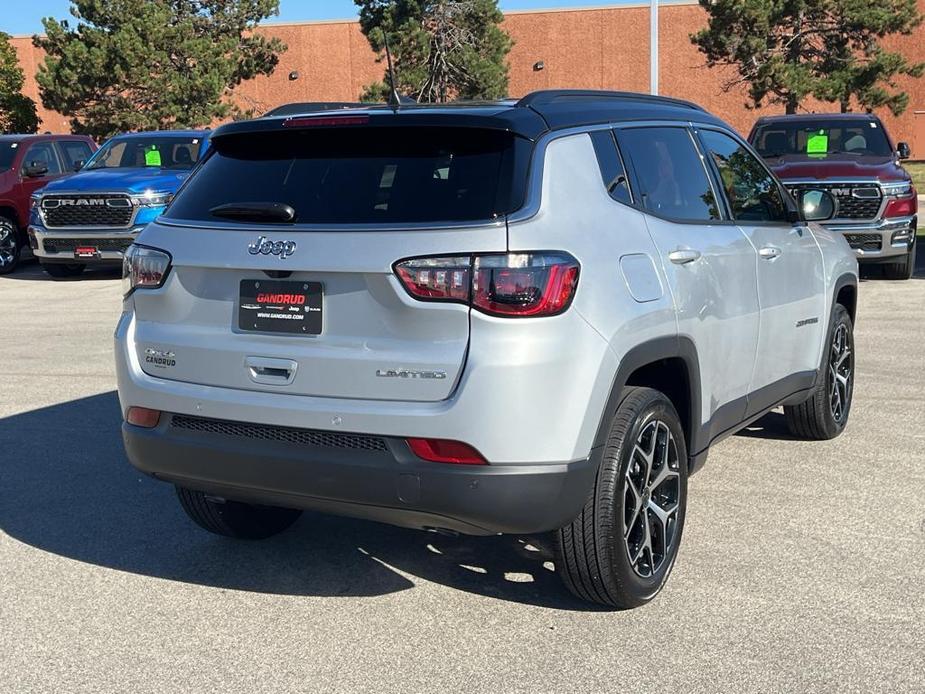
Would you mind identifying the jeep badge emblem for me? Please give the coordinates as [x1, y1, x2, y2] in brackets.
[248, 235, 297, 260]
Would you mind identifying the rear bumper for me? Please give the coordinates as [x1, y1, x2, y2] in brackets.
[28, 224, 143, 265]
[823, 215, 916, 262]
[123, 414, 598, 536]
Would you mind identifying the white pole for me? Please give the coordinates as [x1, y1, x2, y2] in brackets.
[650, 0, 659, 95]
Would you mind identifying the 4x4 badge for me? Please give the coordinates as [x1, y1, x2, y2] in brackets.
[248, 236, 297, 260]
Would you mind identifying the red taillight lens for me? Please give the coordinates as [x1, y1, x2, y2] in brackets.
[884, 195, 918, 218]
[394, 252, 579, 318]
[394, 256, 471, 301]
[407, 438, 487, 465]
[126, 407, 161, 428]
[473, 254, 579, 317]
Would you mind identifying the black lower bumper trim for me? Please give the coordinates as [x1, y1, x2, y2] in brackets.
[123, 415, 598, 536]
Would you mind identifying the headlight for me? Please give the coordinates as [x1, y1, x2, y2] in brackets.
[123, 244, 171, 296]
[30, 194, 40, 210]
[882, 182, 913, 197]
[131, 191, 173, 207]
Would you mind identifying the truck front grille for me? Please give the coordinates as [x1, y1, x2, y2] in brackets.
[844, 233, 882, 252]
[42, 238, 134, 254]
[41, 194, 134, 228]
[787, 183, 882, 221]
[170, 414, 389, 452]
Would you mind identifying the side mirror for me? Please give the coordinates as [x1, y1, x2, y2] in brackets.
[22, 161, 49, 178]
[897, 142, 911, 160]
[72, 159, 85, 172]
[800, 189, 836, 222]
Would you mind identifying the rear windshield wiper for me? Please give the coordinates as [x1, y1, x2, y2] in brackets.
[209, 202, 296, 223]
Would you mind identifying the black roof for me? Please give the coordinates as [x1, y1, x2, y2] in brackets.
[262, 102, 365, 117]
[214, 90, 728, 143]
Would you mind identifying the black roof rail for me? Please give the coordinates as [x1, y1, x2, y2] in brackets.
[515, 89, 706, 113]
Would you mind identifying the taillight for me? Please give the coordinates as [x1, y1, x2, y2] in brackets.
[123, 244, 171, 296]
[406, 438, 487, 465]
[394, 252, 579, 318]
[283, 115, 370, 128]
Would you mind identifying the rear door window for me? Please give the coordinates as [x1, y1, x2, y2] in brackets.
[58, 140, 94, 170]
[617, 127, 721, 222]
[165, 127, 529, 225]
[589, 130, 632, 205]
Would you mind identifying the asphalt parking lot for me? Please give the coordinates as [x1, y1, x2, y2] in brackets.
[1, 256, 924, 693]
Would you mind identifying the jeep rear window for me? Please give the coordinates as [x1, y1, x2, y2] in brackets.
[164, 127, 530, 225]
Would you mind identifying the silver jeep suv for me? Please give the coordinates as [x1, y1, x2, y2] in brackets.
[115, 91, 858, 608]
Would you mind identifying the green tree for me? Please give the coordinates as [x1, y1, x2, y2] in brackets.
[355, 0, 512, 103]
[0, 32, 40, 134]
[34, 0, 286, 138]
[691, 0, 924, 115]
[813, 1, 923, 115]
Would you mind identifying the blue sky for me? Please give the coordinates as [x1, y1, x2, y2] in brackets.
[4, 1, 642, 35]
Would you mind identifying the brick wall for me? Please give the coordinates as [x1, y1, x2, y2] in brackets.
[9, 1, 925, 154]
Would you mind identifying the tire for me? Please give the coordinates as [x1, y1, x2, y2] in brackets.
[41, 262, 86, 279]
[881, 239, 915, 280]
[0, 215, 21, 275]
[784, 303, 854, 440]
[176, 486, 302, 540]
[554, 387, 688, 609]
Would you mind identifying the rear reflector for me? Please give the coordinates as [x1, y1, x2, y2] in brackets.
[283, 115, 370, 128]
[407, 438, 487, 465]
[126, 407, 161, 428]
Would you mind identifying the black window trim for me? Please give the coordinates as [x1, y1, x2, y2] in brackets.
[611, 122, 735, 227]
[693, 125, 800, 227]
[588, 129, 635, 206]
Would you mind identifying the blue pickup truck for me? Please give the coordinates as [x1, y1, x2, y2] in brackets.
[29, 130, 209, 278]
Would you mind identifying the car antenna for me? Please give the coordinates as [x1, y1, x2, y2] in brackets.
[383, 33, 402, 112]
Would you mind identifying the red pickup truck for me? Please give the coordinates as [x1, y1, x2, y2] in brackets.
[749, 113, 917, 280]
[0, 134, 97, 274]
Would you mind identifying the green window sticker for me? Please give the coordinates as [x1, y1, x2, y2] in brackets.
[806, 131, 828, 154]
[144, 146, 162, 167]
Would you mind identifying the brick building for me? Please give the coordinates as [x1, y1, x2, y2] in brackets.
[10, 0, 925, 154]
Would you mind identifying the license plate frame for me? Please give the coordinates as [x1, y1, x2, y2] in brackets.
[238, 280, 323, 335]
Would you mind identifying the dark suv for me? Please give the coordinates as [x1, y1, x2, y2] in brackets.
[0, 133, 97, 274]
[749, 113, 917, 279]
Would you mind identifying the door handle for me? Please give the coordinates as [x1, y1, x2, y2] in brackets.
[668, 249, 702, 265]
[759, 246, 782, 260]
[245, 356, 297, 385]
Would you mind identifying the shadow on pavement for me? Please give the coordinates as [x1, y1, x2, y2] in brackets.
[0, 392, 597, 610]
[734, 410, 796, 441]
[3, 260, 121, 282]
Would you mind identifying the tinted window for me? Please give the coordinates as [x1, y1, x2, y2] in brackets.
[59, 141, 94, 170]
[23, 142, 61, 175]
[589, 130, 632, 205]
[751, 119, 892, 158]
[699, 130, 788, 223]
[166, 127, 528, 225]
[0, 141, 20, 172]
[86, 136, 202, 170]
[617, 127, 720, 221]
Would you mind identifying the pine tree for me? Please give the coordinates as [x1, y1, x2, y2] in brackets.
[0, 32, 39, 134]
[34, 0, 286, 138]
[355, 0, 512, 103]
[691, 0, 924, 115]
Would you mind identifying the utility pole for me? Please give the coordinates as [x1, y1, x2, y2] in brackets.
[650, 0, 659, 95]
